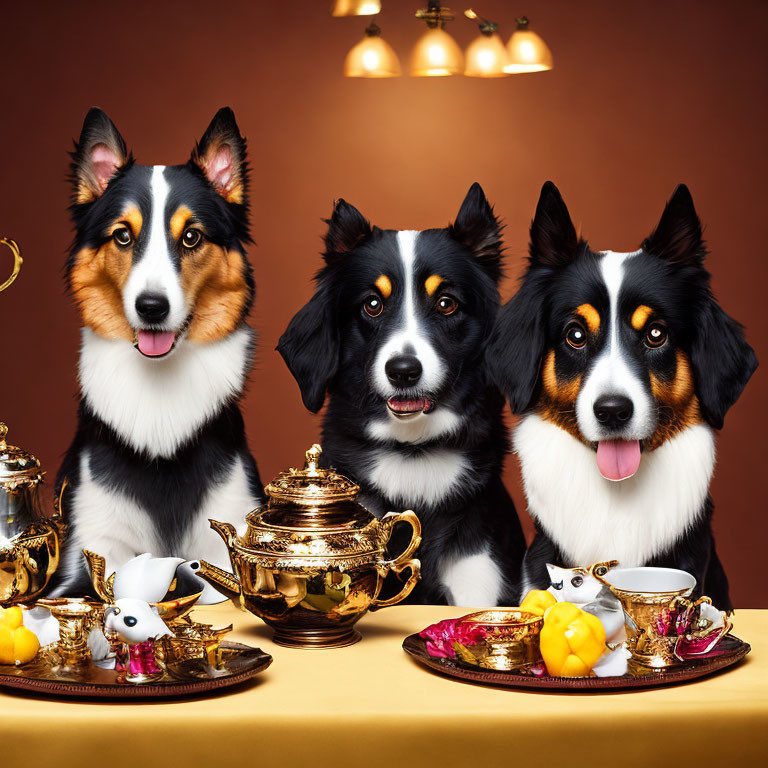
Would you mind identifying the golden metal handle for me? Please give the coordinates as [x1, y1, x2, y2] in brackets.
[370, 510, 422, 610]
[0, 237, 23, 293]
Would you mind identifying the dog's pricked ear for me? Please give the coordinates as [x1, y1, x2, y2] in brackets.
[277, 284, 340, 413]
[530, 181, 581, 268]
[690, 295, 758, 429]
[642, 184, 704, 265]
[323, 199, 372, 264]
[71, 108, 129, 204]
[190, 107, 247, 204]
[450, 182, 504, 282]
[486, 275, 548, 413]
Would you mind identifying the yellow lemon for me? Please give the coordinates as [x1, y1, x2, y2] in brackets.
[0, 606, 24, 630]
[12, 626, 39, 664]
[0, 624, 14, 664]
[520, 589, 557, 616]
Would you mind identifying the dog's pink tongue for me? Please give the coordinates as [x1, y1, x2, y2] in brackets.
[597, 440, 642, 481]
[137, 330, 175, 357]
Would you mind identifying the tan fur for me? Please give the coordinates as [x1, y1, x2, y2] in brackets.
[375, 274, 392, 299]
[170, 206, 192, 241]
[631, 304, 653, 330]
[184, 244, 249, 343]
[538, 350, 583, 440]
[425, 274, 442, 296]
[69, 245, 134, 340]
[575, 303, 600, 333]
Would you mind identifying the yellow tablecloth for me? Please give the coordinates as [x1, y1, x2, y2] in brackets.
[1, 604, 766, 768]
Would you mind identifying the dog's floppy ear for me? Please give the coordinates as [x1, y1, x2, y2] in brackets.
[277, 282, 339, 413]
[486, 274, 549, 413]
[450, 182, 504, 282]
[324, 199, 372, 264]
[190, 107, 247, 204]
[71, 108, 129, 204]
[690, 295, 757, 429]
[529, 181, 582, 267]
[642, 184, 704, 265]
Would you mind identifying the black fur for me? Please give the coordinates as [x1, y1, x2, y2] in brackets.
[279, 184, 525, 605]
[489, 182, 757, 611]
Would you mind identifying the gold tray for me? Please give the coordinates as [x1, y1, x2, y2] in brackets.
[402, 633, 750, 691]
[0, 641, 271, 699]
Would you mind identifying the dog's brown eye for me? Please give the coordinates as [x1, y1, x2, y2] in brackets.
[566, 322, 587, 349]
[436, 295, 458, 316]
[182, 228, 202, 249]
[645, 321, 668, 349]
[113, 227, 132, 247]
[363, 295, 383, 317]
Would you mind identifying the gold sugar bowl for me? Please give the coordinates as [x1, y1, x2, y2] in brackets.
[198, 444, 422, 648]
[0, 423, 65, 606]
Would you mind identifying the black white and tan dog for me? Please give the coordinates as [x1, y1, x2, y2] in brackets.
[278, 184, 526, 606]
[488, 181, 757, 611]
[53, 107, 262, 594]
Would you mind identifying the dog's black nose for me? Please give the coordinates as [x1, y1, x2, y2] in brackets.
[385, 355, 423, 387]
[135, 292, 170, 324]
[594, 395, 634, 429]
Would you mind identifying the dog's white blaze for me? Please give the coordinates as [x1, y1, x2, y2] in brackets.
[372, 230, 445, 399]
[514, 414, 715, 567]
[576, 250, 655, 442]
[123, 165, 188, 331]
[180, 457, 259, 572]
[439, 549, 503, 607]
[365, 447, 469, 508]
[79, 326, 252, 457]
[365, 407, 462, 444]
[53, 450, 161, 594]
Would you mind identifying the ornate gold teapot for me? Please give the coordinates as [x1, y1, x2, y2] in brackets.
[198, 444, 421, 648]
[0, 423, 65, 605]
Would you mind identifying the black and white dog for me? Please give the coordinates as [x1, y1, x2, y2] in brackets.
[488, 182, 757, 610]
[53, 107, 262, 594]
[278, 184, 526, 606]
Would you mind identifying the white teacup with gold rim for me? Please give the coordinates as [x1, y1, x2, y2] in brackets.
[596, 566, 730, 669]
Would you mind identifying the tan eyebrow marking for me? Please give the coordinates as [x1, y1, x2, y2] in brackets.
[575, 303, 600, 333]
[112, 205, 143, 237]
[170, 205, 194, 241]
[374, 274, 392, 298]
[425, 274, 443, 296]
[631, 304, 653, 330]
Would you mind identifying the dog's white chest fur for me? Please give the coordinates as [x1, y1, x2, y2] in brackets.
[514, 415, 715, 567]
[79, 327, 252, 457]
[365, 447, 469, 508]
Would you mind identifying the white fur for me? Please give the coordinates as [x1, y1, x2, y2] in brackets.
[79, 326, 252, 458]
[365, 407, 462, 444]
[439, 549, 503, 607]
[123, 166, 188, 331]
[515, 414, 715, 567]
[365, 447, 470, 508]
[105, 598, 172, 643]
[372, 230, 445, 399]
[576, 250, 656, 442]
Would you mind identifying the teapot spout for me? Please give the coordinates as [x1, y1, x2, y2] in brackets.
[83, 549, 114, 602]
[209, 519, 238, 548]
[196, 560, 243, 605]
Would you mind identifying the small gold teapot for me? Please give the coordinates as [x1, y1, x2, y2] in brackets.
[198, 444, 421, 648]
[0, 423, 65, 605]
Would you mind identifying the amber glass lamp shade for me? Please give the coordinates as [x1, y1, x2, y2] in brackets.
[464, 32, 509, 77]
[411, 27, 464, 77]
[345, 27, 402, 78]
[332, 1, 381, 16]
[504, 18, 553, 74]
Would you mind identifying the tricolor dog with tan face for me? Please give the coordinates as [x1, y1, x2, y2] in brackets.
[278, 185, 526, 606]
[53, 108, 262, 594]
[489, 182, 757, 611]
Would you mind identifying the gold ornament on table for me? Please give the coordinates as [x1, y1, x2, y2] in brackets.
[198, 443, 422, 648]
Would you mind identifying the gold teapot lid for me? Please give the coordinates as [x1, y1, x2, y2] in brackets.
[265, 444, 359, 507]
[0, 422, 44, 488]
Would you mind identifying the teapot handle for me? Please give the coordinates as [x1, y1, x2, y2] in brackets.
[370, 510, 422, 611]
[0, 237, 23, 293]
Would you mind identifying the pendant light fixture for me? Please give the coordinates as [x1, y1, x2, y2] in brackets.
[504, 16, 554, 73]
[332, 0, 381, 16]
[411, 2, 464, 77]
[463, 9, 509, 77]
[344, 19, 402, 77]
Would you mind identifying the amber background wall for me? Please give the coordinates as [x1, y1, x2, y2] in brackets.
[0, 1, 765, 605]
